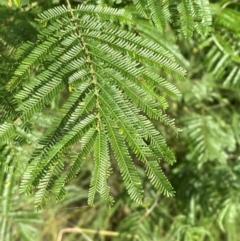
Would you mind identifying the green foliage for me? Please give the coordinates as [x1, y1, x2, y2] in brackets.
[183, 114, 235, 163]
[1, 0, 240, 240]
[132, 0, 212, 37]
[0, 145, 42, 241]
[0, 0, 188, 208]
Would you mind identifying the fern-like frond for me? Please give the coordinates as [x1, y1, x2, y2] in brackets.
[146, 160, 174, 196]
[212, 5, 240, 34]
[38, 4, 132, 23]
[136, 114, 176, 165]
[0, 36, 15, 57]
[203, 5, 240, 87]
[183, 115, 235, 163]
[20, 115, 96, 198]
[132, 0, 212, 37]
[195, 0, 212, 35]
[4, 3, 183, 207]
[98, 83, 175, 196]
[62, 128, 97, 182]
[132, 0, 148, 18]
[136, 21, 189, 69]
[177, 0, 194, 38]
[0, 145, 41, 241]
[147, 0, 167, 32]
[88, 127, 114, 206]
[0, 123, 15, 144]
[101, 108, 143, 203]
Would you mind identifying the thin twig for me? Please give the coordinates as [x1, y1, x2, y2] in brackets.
[57, 227, 119, 241]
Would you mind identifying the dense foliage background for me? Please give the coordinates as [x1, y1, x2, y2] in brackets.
[0, 0, 240, 240]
